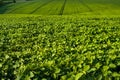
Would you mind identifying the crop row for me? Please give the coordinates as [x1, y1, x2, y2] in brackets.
[1, 0, 120, 15]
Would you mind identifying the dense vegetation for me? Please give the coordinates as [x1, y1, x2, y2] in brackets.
[0, 0, 3, 5]
[0, 0, 120, 79]
[0, 15, 120, 80]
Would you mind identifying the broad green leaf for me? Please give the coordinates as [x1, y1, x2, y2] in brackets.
[61, 75, 67, 80]
[78, 64, 82, 68]
[75, 73, 83, 80]
[30, 72, 34, 78]
[83, 65, 90, 71]
[102, 66, 109, 72]
[55, 68, 60, 73]
[95, 63, 101, 69]
[5, 55, 9, 59]
[109, 63, 116, 68]
[24, 75, 30, 80]
[112, 72, 120, 77]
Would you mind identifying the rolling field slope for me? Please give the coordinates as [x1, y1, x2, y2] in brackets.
[0, 0, 120, 15]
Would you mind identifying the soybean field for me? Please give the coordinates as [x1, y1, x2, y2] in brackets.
[0, 0, 120, 80]
[0, 15, 120, 80]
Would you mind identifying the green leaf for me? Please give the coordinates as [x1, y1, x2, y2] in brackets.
[78, 64, 82, 68]
[98, 75, 102, 80]
[5, 55, 9, 59]
[53, 73, 57, 79]
[87, 68, 96, 73]
[95, 63, 101, 69]
[0, 63, 2, 68]
[30, 72, 34, 78]
[83, 65, 90, 71]
[110, 55, 116, 60]
[117, 61, 120, 66]
[24, 75, 30, 80]
[1, 78, 5, 80]
[55, 68, 60, 73]
[75, 73, 83, 80]
[42, 78, 47, 80]
[46, 60, 54, 67]
[61, 75, 67, 80]
[109, 63, 116, 68]
[112, 72, 120, 77]
[102, 66, 109, 72]
[107, 70, 112, 74]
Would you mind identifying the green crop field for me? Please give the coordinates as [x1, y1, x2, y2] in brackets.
[0, 14, 120, 80]
[0, 0, 120, 80]
[0, 0, 120, 15]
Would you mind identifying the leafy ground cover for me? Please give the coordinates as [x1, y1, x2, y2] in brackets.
[0, 14, 120, 80]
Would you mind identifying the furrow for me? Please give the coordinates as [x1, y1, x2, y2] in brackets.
[59, 0, 67, 15]
[30, 0, 54, 14]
